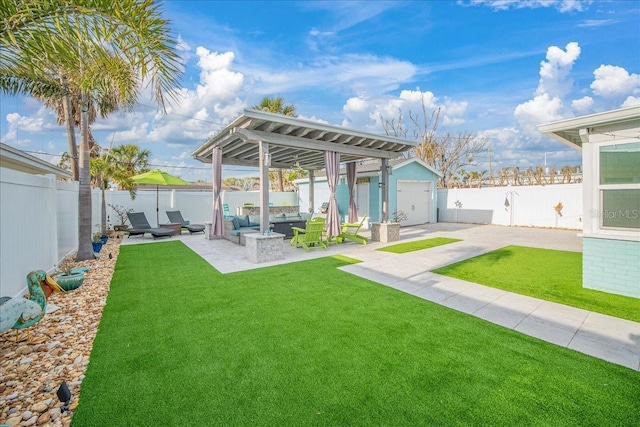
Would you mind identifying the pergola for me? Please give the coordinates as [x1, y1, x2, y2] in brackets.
[192, 109, 417, 238]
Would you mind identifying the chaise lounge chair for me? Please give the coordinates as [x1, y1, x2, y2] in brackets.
[126, 212, 174, 239]
[166, 210, 205, 234]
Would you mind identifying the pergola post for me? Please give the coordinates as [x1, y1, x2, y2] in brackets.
[308, 169, 315, 214]
[258, 141, 270, 233]
[381, 158, 389, 222]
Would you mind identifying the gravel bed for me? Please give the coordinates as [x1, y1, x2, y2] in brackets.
[1, 236, 122, 426]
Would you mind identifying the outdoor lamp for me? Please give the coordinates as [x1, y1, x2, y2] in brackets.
[57, 381, 71, 413]
[263, 152, 271, 166]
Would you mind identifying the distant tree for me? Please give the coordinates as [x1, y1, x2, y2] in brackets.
[107, 144, 151, 198]
[381, 95, 488, 188]
[253, 96, 296, 191]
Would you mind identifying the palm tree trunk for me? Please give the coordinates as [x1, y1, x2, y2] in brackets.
[277, 168, 284, 192]
[76, 91, 93, 261]
[60, 75, 78, 181]
[101, 182, 107, 235]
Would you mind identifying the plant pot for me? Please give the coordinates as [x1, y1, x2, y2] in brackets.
[100, 235, 108, 244]
[370, 222, 401, 242]
[55, 272, 85, 291]
[92, 241, 103, 253]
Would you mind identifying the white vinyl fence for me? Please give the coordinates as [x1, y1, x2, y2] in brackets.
[1, 169, 298, 297]
[437, 184, 583, 229]
[1, 166, 583, 298]
[1, 168, 78, 298]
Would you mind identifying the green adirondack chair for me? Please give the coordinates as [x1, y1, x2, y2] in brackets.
[290, 219, 327, 252]
[338, 216, 368, 244]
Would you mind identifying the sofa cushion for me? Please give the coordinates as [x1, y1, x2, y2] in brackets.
[231, 217, 240, 230]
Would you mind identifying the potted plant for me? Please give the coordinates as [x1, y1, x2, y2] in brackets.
[370, 210, 407, 243]
[108, 204, 133, 231]
[92, 232, 104, 253]
[55, 258, 86, 291]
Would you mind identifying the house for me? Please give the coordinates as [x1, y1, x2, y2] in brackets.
[539, 106, 640, 298]
[297, 157, 442, 226]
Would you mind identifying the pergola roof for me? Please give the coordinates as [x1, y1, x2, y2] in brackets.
[192, 109, 417, 169]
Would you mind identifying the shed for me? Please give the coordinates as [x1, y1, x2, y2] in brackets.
[297, 157, 441, 226]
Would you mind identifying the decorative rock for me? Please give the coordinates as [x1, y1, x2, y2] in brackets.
[23, 415, 38, 426]
[36, 410, 50, 424]
[5, 415, 22, 426]
[32, 402, 48, 412]
[49, 408, 61, 420]
[16, 345, 31, 355]
[0, 240, 121, 426]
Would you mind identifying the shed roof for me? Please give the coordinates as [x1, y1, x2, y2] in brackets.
[192, 109, 417, 169]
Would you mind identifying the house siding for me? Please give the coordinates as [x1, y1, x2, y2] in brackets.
[583, 237, 640, 298]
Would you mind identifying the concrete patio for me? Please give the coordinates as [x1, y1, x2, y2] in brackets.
[122, 222, 640, 371]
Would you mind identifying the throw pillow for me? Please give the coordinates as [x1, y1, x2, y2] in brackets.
[231, 217, 240, 230]
[236, 215, 250, 227]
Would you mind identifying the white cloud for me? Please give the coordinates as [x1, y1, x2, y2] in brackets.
[343, 97, 369, 114]
[621, 96, 640, 108]
[571, 96, 594, 112]
[466, 0, 590, 12]
[514, 94, 564, 139]
[2, 107, 59, 146]
[246, 54, 416, 96]
[590, 65, 640, 98]
[341, 89, 468, 135]
[536, 42, 581, 98]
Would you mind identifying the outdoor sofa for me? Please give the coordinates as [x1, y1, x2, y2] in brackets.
[223, 213, 311, 245]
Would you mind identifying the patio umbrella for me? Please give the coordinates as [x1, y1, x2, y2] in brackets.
[130, 169, 190, 226]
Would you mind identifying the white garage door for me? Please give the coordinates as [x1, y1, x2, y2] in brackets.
[397, 180, 433, 226]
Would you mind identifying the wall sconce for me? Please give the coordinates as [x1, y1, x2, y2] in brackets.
[263, 152, 271, 167]
[387, 166, 393, 176]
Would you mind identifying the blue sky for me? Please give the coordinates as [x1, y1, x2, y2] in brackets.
[1, 0, 639, 181]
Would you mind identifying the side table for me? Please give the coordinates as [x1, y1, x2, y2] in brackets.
[159, 222, 182, 236]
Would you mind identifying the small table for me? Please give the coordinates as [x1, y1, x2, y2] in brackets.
[160, 223, 182, 236]
[245, 232, 285, 263]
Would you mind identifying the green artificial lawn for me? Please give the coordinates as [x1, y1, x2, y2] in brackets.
[72, 241, 639, 426]
[377, 237, 462, 253]
[433, 245, 640, 322]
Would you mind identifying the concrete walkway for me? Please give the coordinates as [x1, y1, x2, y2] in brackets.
[122, 223, 640, 371]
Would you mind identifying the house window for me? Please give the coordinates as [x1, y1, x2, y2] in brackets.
[598, 142, 640, 230]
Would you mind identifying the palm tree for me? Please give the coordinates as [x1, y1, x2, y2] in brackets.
[107, 144, 152, 198]
[1, 0, 182, 260]
[90, 155, 110, 234]
[253, 96, 296, 191]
